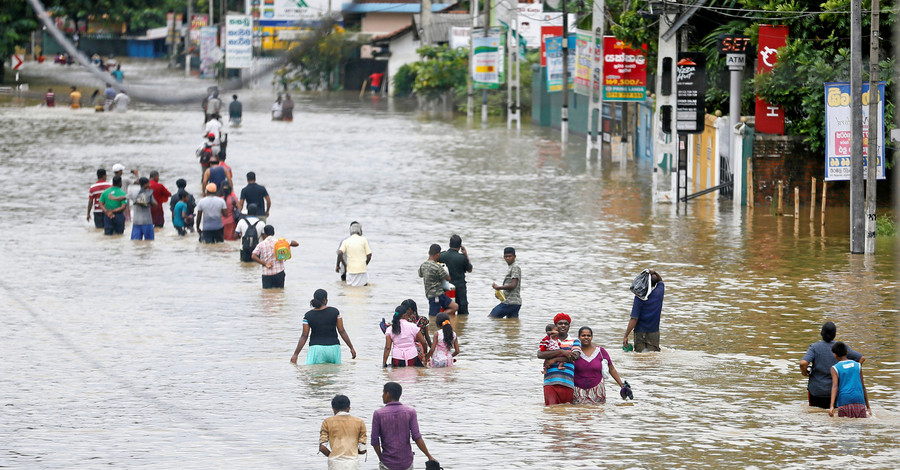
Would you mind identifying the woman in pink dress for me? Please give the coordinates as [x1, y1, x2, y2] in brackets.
[382, 304, 428, 367]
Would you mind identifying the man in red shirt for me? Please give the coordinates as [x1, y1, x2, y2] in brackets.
[148, 170, 172, 228]
[87, 168, 112, 228]
[368, 72, 384, 94]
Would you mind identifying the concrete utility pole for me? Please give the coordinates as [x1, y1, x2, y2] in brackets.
[186, 0, 193, 77]
[482, 0, 490, 124]
[467, 0, 478, 121]
[209, 0, 214, 26]
[864, 0, 880, 254]
[652, 12, 678, 203]
[585, 0, 605, 161]
[850, 0, 864, 253]
[421, 0, 432, 45]
[507, 3, 521, 130]
[560, 0, 569, 144]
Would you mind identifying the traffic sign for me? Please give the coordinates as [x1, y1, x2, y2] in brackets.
[13, 54, 23, 70]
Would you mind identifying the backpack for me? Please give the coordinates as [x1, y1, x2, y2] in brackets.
[240, 219, 263, 262]
[199, 146, 214, 166]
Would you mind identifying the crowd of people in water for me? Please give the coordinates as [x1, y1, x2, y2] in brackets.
[79, 89, 873, 470]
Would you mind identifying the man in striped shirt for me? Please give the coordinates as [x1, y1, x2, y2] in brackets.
[538, 312, 582, 405]
[87, 169, 111, 228]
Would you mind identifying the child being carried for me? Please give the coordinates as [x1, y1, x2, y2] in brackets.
[540, 324, 569, 373]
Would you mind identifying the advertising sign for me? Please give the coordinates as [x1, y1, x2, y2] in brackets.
[675, 52, 706, 133]
[450, 27, 470, 50]
[755, 25, 788, 134]
[602, 36, 647, 101]
[190, 15, 209, 46]
[540, 25, 562, 66]
[225, 15, 253, 69]
[545, 35, 575, 92]
[473, 36, 503, 89]
[199, 26, 218, 78]
[516, 3, 546, 49]
[251, 0, 330, 26]
[824, 81, 886, 181]
[574, 30, 593, 96]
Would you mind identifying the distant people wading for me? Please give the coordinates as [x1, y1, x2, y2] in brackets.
[623, 269, 665, 352]
[439, 234, 472, 315]
[319, 394, 367, 470]
[489, 247, 522, 318]
[291, 289, 357, 364]
[229, 95, 242, 126]
[250, 225, 299, 288]
[336, 221, 372, 286]
[425, 312, 459, 368]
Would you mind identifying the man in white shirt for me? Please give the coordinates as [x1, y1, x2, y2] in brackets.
[336, 221, 372, 287]
[113, 90, 130, 112]
[204, 114, 224, 145]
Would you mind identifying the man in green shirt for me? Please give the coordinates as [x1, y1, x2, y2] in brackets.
[98, 175, 128, 235]
[490, 247, 522, 318]
[439, 234, 473, 315]
[418, 244, 458, 316]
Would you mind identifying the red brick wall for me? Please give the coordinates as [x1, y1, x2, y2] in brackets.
[750, 135, 851, 207]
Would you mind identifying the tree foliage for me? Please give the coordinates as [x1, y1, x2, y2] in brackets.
[1, 0, 37, 82]
[279, 30, 363, 90]
[408, 45, 468, 100]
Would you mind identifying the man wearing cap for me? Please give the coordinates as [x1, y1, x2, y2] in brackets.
[112, 163, 139, 223]
[148, 171, 171, 228]
[336, 221, 372, 287]
[128, 177, 158, 240]
[538, 313, 581, 405]
[196, 182, 229, 243]
[489, 247, 522, 318]
[87, 168, 111, 228]
[201, 159, 232, 196]
[251, 225, 300, 288]
[439, 235, 473, 315]
[98, 175, 128, 235]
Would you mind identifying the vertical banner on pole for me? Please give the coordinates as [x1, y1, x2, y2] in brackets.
[473, 35, 503, 89]
[601, 36, 648, 101]
[545, 35, 575, 92]
[574, 30, 593, 96]
[199, 26, 218, 78]
[824, 81, 886, 181]
[675, 52, 706, 133]
[755, 25, 788, 134]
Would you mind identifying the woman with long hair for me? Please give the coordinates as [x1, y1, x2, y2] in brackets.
[290, 289, 356, 364]
[425, 312, 459, 367]
[219, 182, 240, 241]
[382, 303, 428, 367]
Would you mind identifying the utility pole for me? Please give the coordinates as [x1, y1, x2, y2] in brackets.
[482, 0, 489, 124]
[865, 0, 879, 254]
[506, 3, 521, 130]
[467, 0, 478, 121]
[186, 0, 193, 77]
[560, 0, 569, 144]
[421, 0, 433, 45]
[209, 0, 214, 27]
[585, 0, 605, 161]
[652, 12, 678, 203]
[850, 0, 864, 253]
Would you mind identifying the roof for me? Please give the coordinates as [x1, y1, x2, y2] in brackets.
[412, 12, 472, 44]
[342, 2, 455, 14]
[371, 24, 415, 43]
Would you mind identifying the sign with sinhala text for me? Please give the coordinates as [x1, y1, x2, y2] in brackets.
[573, 30, 593, 96]
[824, 82, 886, 181]
[602, 36, 647, 102]
[473, 36, 503, 89]
[225, 15, 253, 69]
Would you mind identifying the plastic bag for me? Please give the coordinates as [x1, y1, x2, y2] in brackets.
[630, 269, 656, 301]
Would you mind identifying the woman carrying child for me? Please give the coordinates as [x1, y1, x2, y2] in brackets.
[425, 313, 459, 367]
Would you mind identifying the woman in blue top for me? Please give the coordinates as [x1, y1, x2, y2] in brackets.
[829, 341, 871, 418]
[290, 289, 357, 364]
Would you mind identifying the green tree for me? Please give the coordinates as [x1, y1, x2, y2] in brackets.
[279, 30, 363, 90]
[1, 0, 37, 83]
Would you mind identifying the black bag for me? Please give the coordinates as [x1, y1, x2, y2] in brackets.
[630, 269, 655, 301]
[425, 460, 443, 470]
[240, 220, 262, 262]
[199, 146, 214, 166]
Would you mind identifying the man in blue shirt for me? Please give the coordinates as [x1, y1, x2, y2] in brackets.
[623, 269, 665, 352]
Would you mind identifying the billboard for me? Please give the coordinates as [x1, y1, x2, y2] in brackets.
[225, 15, 253, 69]
[602, 36, 647, 102]
[824, 82, 886, 181]
[675, 52, 706, 133]
[199, 26, 218, 78]
[249, 0, 330, 26]
[573, 30, 593, 96]
[755, 25, 788, 134]
[545, 35, 575, 92]
[474, 36, 504, 89]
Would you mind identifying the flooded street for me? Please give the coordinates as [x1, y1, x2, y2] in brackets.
[1, 62, 898, 468]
